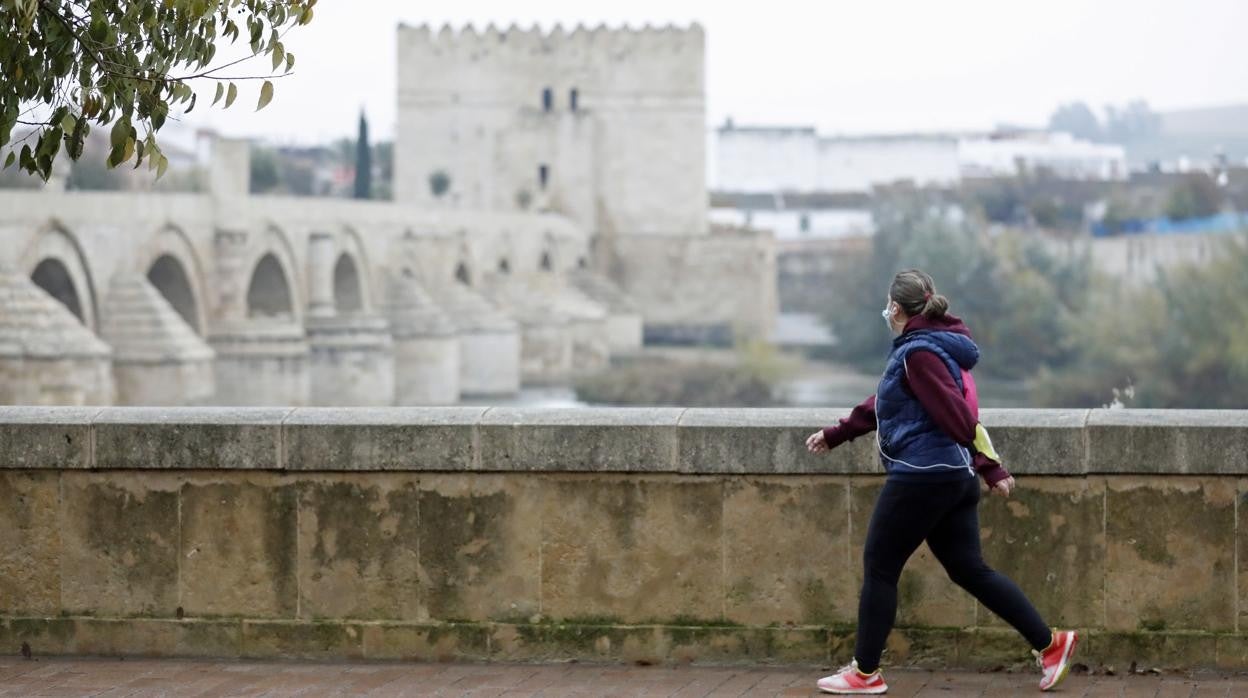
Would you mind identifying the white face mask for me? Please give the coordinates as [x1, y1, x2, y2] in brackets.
[881, 303, 895, 332]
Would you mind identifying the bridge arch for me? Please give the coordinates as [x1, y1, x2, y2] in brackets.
[22, 221, 100, 332]
[142, 225, 209, 335]
[245, 225, 302, 321]
[333, 253, 363, 313]
[334, 226, 373, 314]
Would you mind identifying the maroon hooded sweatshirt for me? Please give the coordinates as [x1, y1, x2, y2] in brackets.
[822, 313, 1011, 487]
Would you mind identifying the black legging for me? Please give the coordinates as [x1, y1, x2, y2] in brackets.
[854, 476, 1053, 673]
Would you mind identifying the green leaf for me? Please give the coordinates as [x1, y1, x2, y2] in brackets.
[151, 102, 167, 130]
[133, 139, 145, 169]
[109, 116, 129, 150]
[3, 151, 14, 169]
[224, 82, 237, 109]
[50, 106, 68, 129]
[212, 82, 224, 106]
[285, 52, 295, 73]
[186, 92, 197, 114]
[0, 103, 16, 146]
[107, 142, 125, 169]
[272, 43, 285, 71]
[156, 154, 169, 179]
[256, 80, 273, 111]
[67, 115, 87, 160]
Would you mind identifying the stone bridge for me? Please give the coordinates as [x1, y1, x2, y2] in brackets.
[0, 144, 653, 408]
[0, 407, 1243, 671]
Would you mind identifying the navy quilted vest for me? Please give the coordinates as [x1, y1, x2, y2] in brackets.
[875, 329, 980, 481]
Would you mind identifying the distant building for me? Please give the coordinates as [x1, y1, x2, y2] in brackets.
[708, 192, 874, 241]
[1102, 103, 1248, 171]
[713, 121, 960, 194]
[711, 123, 1126, 196]
[957, 130, 1127, 181]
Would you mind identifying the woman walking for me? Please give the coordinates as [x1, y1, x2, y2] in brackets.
[806, 269, 1078, 694]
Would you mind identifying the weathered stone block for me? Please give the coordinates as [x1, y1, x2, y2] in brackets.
[72, 618, 241, 657]
[850, 479, 975, 629]
[93, 407, 286, 470]
[539, 477, 723, 623]
[1214, 634, 1248, 670]
[0, 406, 94, 469]
[1105, 477, 1235, 632]
[1086, 631, 1218, 669]
[418, 474, 542, 621]
[479, 407, 682, 472]
[297, 474, 422, 620]
[884, 627, 961, 668]
[489, 623, 662, 663]
[241, 620, 365, 659]
[980, 409, 1089, 475]
[0, 472, 61, 615]
[722, 477, 855, 626]
[977, 477, 1105, 630]
[1239, 479, 1248, 633]
[1087, 409, 1248, 474]
[362, 622, 491, 661]
[0, 617, 77, 656]
[283, 407, 482, 471]
[60, 472, 180, 617]
[662, 626, 830, 664]
[956, 627, 1036, 670]
[678, 408, 878, 475]
[180, 475, 298, 618]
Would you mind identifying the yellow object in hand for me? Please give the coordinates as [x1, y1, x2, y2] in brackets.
[973, 423, 1001, 462]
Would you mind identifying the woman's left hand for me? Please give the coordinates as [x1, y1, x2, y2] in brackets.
[805, 430, 829, 453]
[990, 476, 1016, 498]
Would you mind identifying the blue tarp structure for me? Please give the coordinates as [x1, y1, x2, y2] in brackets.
[1092, 212, 1248, 237]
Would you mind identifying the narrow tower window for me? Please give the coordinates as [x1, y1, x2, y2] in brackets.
[569, 88, 579, 112]
[542, 87, 553, 112]
[538, 164, 549, 190]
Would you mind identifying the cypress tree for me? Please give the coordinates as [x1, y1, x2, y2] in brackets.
[354, 110, 372, 199]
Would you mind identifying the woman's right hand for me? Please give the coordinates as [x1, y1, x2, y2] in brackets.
[806, 430, 829, 453]
[990, 476, 1016, 498]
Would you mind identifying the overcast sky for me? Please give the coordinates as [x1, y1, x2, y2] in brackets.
[178, 0, 1248, 144]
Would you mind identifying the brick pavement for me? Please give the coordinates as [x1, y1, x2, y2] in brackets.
[0, 658, 1245, 697]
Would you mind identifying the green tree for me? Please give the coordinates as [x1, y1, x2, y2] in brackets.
[1103, 100, 1161, 143]
[1048, 101, 1102, 141]
[1034, 234, 1248, 408]
[373, 140, 392, 200]
[249, 145, 280, 194]
[824, 195, 1090, 381]
[1, 0, 315, 180]
[1165, 172, 1223, 221]
[353, 110, 371, 199]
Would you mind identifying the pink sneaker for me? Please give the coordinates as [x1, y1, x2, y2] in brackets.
[1034, 629, 1079, 691]
[817, 659, 888, 695]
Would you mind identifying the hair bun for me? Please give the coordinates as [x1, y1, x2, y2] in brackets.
[923, 293, 950, 319]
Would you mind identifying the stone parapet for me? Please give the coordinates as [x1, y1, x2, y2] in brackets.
[1, 407, 1246, 670]
[4, 406, 1243, 475]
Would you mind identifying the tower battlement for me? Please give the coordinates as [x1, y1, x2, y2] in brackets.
[397, 22, 704, 51]
[396, 21, 704, 97]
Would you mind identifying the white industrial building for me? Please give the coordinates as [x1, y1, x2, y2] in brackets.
[711, 122, 1127, 196]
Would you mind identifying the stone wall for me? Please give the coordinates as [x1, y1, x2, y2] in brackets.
[2, 407, 1244, 670]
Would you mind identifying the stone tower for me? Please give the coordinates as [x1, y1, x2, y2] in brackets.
[395, 23, 708, 237]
